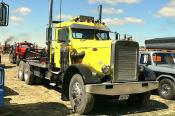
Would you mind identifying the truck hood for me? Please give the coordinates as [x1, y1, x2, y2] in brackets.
[157, 64, 175, 69]
[148, 64, 175, 74]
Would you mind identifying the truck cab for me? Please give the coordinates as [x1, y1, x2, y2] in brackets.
[53, 16, 112, 73]
[139, 50, 175, 100]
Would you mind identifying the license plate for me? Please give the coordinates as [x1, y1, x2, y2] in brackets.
[119, 95, 129, 100]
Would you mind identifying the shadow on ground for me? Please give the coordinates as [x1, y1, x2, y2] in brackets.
[0, 102, 71, 116]
[90, 99, 168, 115]
[4, 65, 16, 69]
[4, 86, 19, 97]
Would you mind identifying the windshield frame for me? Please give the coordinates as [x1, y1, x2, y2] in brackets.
[71, 28, 111, 40]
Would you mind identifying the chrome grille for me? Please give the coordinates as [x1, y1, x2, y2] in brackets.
[112, 41, 138, 82]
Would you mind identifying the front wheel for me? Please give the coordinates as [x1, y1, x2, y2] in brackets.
[69, 74, 94, 115]
[158, 79, 175, 100]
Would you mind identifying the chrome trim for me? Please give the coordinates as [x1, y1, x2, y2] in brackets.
[111, 40, 139, 82]
[85, 81, 158, 95]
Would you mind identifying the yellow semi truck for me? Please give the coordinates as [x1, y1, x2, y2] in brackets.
[18, 1, 158, 114]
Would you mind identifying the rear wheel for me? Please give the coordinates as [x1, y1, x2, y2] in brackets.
[18, 61, 25, 81]
[24, 63, 35, 85]
[69, 74, 94, 114]
[126, 92, 150, 107]
[158, 79, 175, 100]
[9, 52, 16, 64]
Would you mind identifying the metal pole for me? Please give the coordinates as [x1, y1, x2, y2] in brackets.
[47, 0, 53, 66]
[48, 0, 53, 29]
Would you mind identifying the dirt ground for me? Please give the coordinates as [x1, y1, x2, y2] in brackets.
[0, 54, 175, 116]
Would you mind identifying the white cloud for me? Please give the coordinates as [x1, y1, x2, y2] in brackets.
[14, 7, 32, 15]
[103, 7, 123, 14]
[156, 0, 175, 18]
[88, 0, 142, 5]
[10, 16, 24, 23]
[103, 17, 144, 26]
[55, 14, 73, 21]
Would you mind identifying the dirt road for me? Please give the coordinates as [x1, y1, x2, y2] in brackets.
[0, 55, 175, 116]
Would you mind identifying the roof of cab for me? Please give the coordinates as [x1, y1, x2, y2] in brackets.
[55, 21, 110, 31]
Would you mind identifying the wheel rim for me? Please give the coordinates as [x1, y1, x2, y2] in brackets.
[70, 81, 83, 111]
[18, 70, 23, 79]
[24, 68, 29, 81]
[161, 83, 171, 96]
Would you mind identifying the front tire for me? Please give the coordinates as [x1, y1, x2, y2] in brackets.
[24, 63, 35, 85]
[158, 79, 175, 100]
[69, 74, 94, 114]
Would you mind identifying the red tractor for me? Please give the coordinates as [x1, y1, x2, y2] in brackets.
[9, 41, 37, 65]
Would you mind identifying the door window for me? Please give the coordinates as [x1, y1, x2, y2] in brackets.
[140, 54, 151, 65]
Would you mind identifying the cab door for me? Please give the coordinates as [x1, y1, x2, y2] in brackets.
[54, 28, 69, 68]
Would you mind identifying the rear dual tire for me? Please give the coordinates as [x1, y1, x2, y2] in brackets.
[18, 61, 35, 85]
[18, 61, 25, 81]
[24, 63, 35, 85]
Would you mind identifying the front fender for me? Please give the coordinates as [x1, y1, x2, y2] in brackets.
[61, 64, 101, 101]
[63, 64, 101, 84]
[139, 65, 157, 81]
[157, 74, 175, 82]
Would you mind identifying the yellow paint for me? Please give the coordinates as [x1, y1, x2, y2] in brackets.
[71, 39, 111, 72]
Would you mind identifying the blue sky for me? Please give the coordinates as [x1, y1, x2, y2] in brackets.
[0, 0, 175, 46]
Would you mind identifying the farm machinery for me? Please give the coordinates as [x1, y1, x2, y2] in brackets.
[9, 41, 41, 65]
[17, 0, 158, 114]
[0, 37, 13, 54]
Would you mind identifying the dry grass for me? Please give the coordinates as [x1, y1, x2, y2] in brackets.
[0, 54, 175, 116]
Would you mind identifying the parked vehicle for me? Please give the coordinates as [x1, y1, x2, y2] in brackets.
[9, 41, 38, 65]
[17, 1, 158, 114]
[139, 50, 175, 100]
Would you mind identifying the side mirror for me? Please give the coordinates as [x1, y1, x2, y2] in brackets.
[58, 28, 69, 42]
[0, 2, 9, 26]
[115, 32, 120, 40]
[46, 27, 52, 41]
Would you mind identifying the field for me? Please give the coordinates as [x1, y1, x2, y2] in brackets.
[0, 54, 175, 116]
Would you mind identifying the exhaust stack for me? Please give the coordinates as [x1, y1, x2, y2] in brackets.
[98, 5, 102, 23]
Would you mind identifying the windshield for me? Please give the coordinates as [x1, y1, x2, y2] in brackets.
[152, 53, 174, 65]
[72, 29, 110, 40]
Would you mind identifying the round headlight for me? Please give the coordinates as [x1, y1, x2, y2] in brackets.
[101, 65, 111, 75]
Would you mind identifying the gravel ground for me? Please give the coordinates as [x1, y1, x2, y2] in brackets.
[0, 54, 175, 116]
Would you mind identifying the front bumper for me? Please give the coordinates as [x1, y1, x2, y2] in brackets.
[85, 81, 158, 95]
